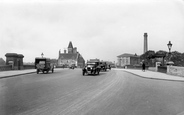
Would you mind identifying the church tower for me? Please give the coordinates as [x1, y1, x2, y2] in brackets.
[68, 41, 73, 53]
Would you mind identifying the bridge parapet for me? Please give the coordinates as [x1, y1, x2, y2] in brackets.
[0, 65, 12, 71]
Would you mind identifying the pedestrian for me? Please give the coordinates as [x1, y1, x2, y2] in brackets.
[142, 62, 146, 72]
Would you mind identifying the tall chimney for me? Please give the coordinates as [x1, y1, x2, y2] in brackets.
[144, 33, 148, 54]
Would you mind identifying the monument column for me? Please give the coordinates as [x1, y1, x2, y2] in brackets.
[144, 33, 148, 54]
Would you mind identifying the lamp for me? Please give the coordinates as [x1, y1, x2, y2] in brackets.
[167, 41, 172, 54]
[41, 53, 44, 58]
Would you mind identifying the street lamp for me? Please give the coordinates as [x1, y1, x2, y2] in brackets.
[167, 41, 172, 62]
[41, 53, 44, 58]
[167, 41, 172, 54]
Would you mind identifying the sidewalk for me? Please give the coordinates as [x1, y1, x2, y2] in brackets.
[0, 69, 36, 79]
[0, 68, 71, 79]
[115, 68, 184, 82]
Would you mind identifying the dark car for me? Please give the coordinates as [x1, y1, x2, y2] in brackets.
[100, 62, 107, 71]
[82, 61, 101, 75]
[35, 57, 54, 74]
[106, 64, 111, 70]
[69, 64, 76, 69]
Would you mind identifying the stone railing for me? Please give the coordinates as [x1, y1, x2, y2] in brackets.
[148, 67, 156, 72]
[158, 66, 167, 73]
[23, 65, 35, 69]
[167, 66, 184, 77]
[125, 65, 149, 70]
[0, 65, 12, 71]
[0, 65, 35, 71]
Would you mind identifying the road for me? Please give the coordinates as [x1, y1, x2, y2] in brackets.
[1, 68, 184, 115]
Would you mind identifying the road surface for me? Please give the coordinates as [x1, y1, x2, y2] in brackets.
[0, 68, 184, 115]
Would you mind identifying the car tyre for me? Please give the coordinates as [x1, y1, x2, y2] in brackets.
[83, 71, 85, 76]
[37, 69, 39, 74]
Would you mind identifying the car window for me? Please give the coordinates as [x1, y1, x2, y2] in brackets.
[39, 61, 45, 64]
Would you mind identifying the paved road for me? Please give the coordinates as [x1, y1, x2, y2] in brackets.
[0, 69, 184, 115]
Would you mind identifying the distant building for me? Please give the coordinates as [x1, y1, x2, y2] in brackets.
[117, 53, 140, 67]
[0, 58, 5, 65]
[88, 59, 100, 62]
[50, 59, 58, 66]
[58, 41, 85, 68]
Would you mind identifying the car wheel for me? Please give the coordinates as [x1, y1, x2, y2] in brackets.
[83, 71, 85, 76]
[37, 69, 39, 74]
[93, 71, 96, 75]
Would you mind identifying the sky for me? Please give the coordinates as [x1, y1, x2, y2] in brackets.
[0, 0, 184, 63]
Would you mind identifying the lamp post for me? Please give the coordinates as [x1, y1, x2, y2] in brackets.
[167, 41, 172, 54]
[167, 41, 172, 61]
[41, 53, 44, 58]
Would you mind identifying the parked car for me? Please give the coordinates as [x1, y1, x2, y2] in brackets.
[35, 57, 54, 74]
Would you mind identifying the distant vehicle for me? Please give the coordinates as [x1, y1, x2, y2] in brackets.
[106, 64, 111, 70]
[82, 61, 101, 75]
[69, 64, 76, 69]
[35, 57, 54, 74]
[100, 62, 107, 71]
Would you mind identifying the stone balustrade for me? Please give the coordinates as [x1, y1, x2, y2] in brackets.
[167, 66, 184, 77]
[0, 65, 35, 71]
[0, 65, 12, 71]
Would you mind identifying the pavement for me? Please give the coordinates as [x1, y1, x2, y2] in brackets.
[119, 69, 184, 82]
[1, 68, 184, 82]
[0, 68, 76, 79]
[0, 69, 36, 79]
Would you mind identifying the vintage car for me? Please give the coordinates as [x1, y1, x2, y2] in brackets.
[82, 61, 101, 75]
[35, 57, 54, 74]
[106, 64, 111, 70]
[100, 62, 107, 71]
[69, 64, 76, 69]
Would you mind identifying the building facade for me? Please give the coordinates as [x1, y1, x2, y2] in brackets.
[58, 41, 85, 68]
[117, 53, 140, 67]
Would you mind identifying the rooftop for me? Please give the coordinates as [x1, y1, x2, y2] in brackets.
[59, 53, 78, 60]
[117, 53, 139, 58]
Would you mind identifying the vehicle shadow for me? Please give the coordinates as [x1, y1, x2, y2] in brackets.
[83, 72, 107, 76]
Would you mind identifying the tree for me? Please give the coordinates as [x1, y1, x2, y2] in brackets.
[140, 50, 184, 67]
[155, 50, 167, 56]
[169, 51, 184, 66]
[140, 50, 155, 66]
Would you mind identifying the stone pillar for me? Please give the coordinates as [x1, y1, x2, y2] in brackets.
[5, 53, 24, 70]
[18, 54, 24, 70]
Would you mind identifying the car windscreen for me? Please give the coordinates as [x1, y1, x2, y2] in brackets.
[39, 61, 45, 64]
[87, 63, 96, 66]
